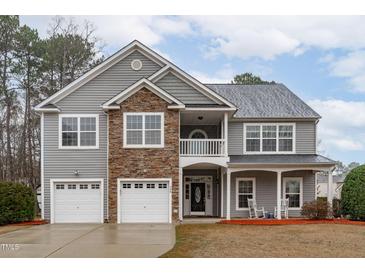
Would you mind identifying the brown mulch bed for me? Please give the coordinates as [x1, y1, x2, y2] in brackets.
[0, 220, 47, 236]
[218, 218, 365, 226]
[11, 220, 48, 226]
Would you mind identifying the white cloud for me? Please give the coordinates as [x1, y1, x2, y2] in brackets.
[328, 139, 364, 151]
[190, 64, 235, 83]
[326, 51, 365, 92]
[22, 16, 365, 61]
[308, 99, 365, 153]
[184, 16, 365, 60]
[20, 16, 193, 53]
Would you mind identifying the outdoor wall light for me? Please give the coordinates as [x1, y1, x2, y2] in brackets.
[198, 116, 203, 120]
[74, 170, 79, 176]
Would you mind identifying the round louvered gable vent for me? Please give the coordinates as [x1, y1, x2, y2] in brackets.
[131, 59, 143, 71]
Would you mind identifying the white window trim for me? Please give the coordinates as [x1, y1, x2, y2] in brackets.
[243, 123, 296, 154]
[235, 177, 256, 211]
[58, 114, 99, 149]
[123, 112, 164, 148]
[283, 177, 303, 210]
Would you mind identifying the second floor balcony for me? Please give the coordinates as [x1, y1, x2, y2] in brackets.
[179, 109, 228, 158]
[180, 138, 226, 156]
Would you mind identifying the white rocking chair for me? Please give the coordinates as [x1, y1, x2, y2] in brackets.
[274, 198, 289, 219]
[247, 198, 266, 218]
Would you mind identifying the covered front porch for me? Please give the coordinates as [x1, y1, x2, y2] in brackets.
[178, 155, 336, 221]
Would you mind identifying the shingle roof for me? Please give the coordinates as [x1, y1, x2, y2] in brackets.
[205, 83, 320, 119]
[229, 154, 335, 165]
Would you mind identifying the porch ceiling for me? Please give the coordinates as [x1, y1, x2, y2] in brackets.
[182, 163, 222, 170]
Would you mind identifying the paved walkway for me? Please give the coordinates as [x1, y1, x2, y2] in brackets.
[0, 223, 175, 258]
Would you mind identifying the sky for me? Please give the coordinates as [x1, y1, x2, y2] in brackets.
[20, 15, 365, 165]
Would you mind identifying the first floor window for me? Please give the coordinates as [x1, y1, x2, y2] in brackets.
[60, 115, 98, 148]
[284, 177, 303, 208]
[236, 178, 255, 209]
[124, 113, 164, 148]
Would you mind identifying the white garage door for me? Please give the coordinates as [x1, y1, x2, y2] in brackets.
[120, 181, 170, 223]
[53, 182, 102, 223]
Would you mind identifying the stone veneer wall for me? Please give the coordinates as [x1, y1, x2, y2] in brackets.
[108, 88, 180, 223]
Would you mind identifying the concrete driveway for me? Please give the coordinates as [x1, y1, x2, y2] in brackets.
[0, 223, 175, 258]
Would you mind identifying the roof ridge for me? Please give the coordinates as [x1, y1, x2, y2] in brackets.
[205, 83, 282, 86]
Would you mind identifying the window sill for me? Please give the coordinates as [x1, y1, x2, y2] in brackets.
[288, 207, 302, 210]
[58, 146, 99, 150]
[235, 208, 249, 211]
[243, 151, 296, 155]
[123, 145, 164, 149]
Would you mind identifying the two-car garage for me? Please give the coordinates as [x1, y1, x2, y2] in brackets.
[50, 178, 171, 224]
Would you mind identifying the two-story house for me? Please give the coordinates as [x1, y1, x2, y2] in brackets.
[34, 40, 335, 224]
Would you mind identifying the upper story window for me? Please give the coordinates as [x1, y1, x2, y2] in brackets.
[244, 123, 295, 154]
[59, 114, 99, 149]
[123, 112, 164, 148]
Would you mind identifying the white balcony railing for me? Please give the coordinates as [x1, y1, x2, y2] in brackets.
[180, 139, 226, 156]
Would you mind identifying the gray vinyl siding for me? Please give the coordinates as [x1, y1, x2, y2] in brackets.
[228, 122, 243, 155]
[43, 50, 162, 221]
[221, 170, 315, 218]
[155, 72, 216, 104]
[227, 121, 316, 155]
[296, 121, 316, 154]
[43, 113, 108, 220]
[57, 50, 162, 112]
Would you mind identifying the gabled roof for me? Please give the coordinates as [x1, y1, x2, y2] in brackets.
[35, 40, 235, 112]
[148, 66, 236, 109]
[102, 78, 185, 110]
[207, 84, 320, 119]
[34, 104, 60, 113]
[34, 40, 161, 111]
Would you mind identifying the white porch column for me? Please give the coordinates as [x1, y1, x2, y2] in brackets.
[226, 169, 231, 220]
[224, 112, 228, 156]
[179, 167, 183, 221]
[328, 169, 333, 207]
[276, 171, 282, 220]
[220, 167, 224, 217]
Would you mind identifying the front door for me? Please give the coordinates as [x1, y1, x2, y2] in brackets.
[191, 183, 205, 213]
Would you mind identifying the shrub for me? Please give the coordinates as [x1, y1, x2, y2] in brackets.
[0, 182, 36, 225]
[317, 196, 327, 203]
[332, 198, 342, 218]
[301, 199, 331, 219]
[341, 165, 365, 220]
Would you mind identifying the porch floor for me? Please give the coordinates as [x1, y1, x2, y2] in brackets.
[182, 217, 223, 224]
